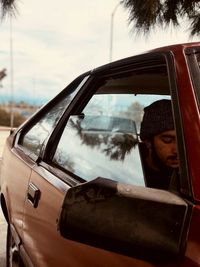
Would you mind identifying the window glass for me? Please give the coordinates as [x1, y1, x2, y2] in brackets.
[20, 75, 88, 157]
[52, 65, 172, 186]
[53, 95, 144, 185]
[20, 98, 67, 156]
[195, 52, 200, 68]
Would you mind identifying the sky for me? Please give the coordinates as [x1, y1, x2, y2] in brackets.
[0, 0, 199, 105]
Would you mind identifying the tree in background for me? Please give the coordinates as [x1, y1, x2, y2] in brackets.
[0, 107, 25, 127]
[0, 68, 6, 87]
[0, 0, 16, 18]
[0, 68, 6, 80]
[122, 0, 200, 37]
[1, 0, 200, 36]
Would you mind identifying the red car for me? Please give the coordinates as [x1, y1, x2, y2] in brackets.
[0, 42, 200, 267]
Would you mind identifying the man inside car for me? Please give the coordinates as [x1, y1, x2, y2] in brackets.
[140, 99, 179, 190]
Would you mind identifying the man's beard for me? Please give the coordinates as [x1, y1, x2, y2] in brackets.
[151, 141, 173, 175]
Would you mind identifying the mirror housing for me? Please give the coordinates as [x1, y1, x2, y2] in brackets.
[58, 178, 190, 263]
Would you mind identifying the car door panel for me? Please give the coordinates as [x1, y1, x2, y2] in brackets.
[22, 167, 158, 267]
[185, 206, 200, 265]
[1, 144, 33, 237]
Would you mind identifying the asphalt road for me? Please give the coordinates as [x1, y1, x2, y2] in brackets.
[0, 128, 11, 267]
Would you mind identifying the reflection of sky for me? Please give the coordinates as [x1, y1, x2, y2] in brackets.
[136, 95, 171, 106]
[54, 124, 145, 187]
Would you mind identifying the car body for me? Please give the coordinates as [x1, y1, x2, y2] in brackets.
[1, 42, 200, 267]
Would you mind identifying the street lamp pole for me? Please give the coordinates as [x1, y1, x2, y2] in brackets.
[10, 15, 14, 128]
[109, 1, 123, 62]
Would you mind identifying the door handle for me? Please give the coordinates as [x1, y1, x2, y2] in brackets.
[27, 183, 41, 208]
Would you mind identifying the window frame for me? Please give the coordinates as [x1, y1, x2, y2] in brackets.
[185, 46, 200, 109]
[11, 51, 192, 198]
[165, 52, 192, 198]
[37, 52, 192, 198]
[14, 72, 90, 162]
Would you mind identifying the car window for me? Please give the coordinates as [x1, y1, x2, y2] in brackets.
[20, 98, 68, 157]
[52, 63, 174, 187]
[53, 95, 144, 185]
[19, 75, 89, 158]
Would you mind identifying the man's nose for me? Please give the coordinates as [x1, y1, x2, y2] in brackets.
[172, 141, 178, 154]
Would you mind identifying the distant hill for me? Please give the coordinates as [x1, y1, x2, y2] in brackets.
[0, 93, 48, 106]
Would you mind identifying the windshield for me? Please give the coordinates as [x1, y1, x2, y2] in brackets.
[81, 115, 137, 133]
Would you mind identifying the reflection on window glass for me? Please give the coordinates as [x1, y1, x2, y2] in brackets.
[83, 94, 144, 134]
[53, 64, 171, 186]
[20, 75, 89, 157]
[53, 94, 146, 186]
[21, 97, 71, 156]
[81, 115, 136, 133]
[196, 53, 200, 69]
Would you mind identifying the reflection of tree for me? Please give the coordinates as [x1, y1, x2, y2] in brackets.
[24, 97, 73, 155]
[123, 101, 144, 131]
[103, 134, 137, 161]
[69, 117, 138, 161]
[53, 149, 75, 172]
[45, 97, 72, 128]
[81, 133, 102, 147]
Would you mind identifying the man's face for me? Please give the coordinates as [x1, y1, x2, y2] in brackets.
[153, 130, 179, 169]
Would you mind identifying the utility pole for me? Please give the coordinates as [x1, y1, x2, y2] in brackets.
[10, 15, 14, 128]
[109, 1, 123, 62]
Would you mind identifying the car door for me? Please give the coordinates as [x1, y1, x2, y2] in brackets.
[20, 52, 197, 266]
[1, 137, 33, 239]
[180, 46, 200, 266]
[19, 75, 155, 267]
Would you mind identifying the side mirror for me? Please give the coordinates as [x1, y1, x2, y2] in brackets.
[58, 178, 190, 263]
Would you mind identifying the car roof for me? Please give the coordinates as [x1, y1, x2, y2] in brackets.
[92, 42, 200, 74]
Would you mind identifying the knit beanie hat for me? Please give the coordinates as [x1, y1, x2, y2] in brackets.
[140, 99, 174, 141]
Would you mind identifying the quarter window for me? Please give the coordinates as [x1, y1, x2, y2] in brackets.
[19, 75, 89, 158]
[20, 98, 68, 157]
